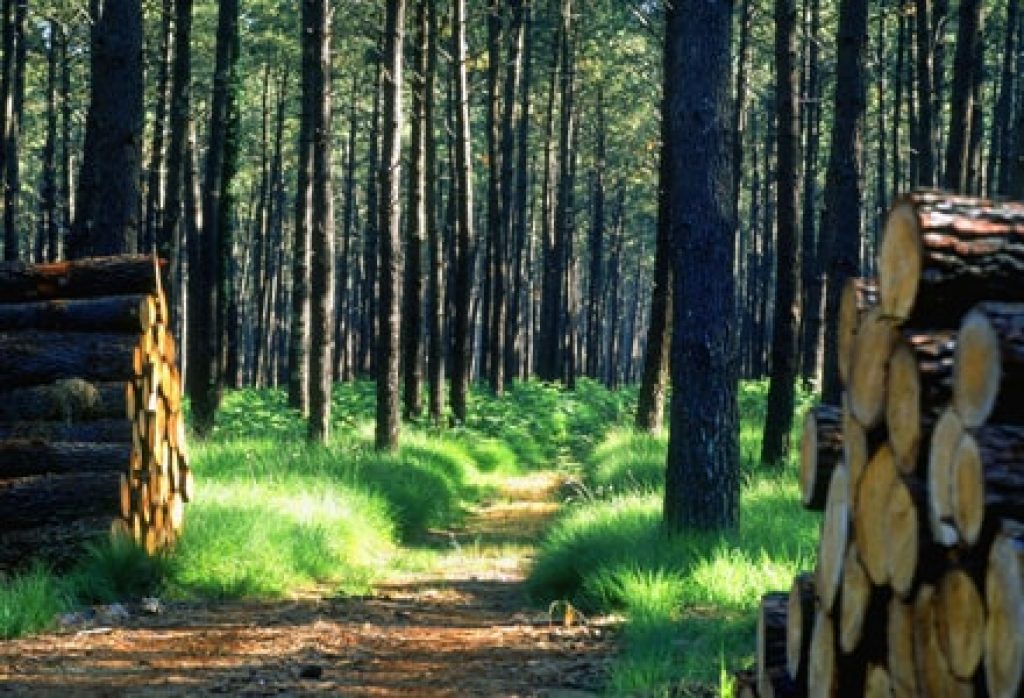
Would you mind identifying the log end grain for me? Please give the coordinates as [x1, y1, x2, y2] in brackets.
[808, 609, 837, 698]
[854, 444, 897, 585]
[984, 532, 1024, 698]
[938, 568, 985, 681]
[819, 465, 851, 614]
[887, 475, 921, 598]
[951, 432, 985, 548]
[786, 572, 815, 680]
[879, 200, 923, 324]
[928, 408, 963, 547]
[954, 308, 1001, 429]
[839, 542, 872, 654]
[888, 597, 918, 697]
[887, 340, 923, 470]
[849, 308, 898, 429]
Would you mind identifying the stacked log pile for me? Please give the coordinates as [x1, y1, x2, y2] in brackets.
[740, 192, 1024, 697]
[0, 256, 192, 571]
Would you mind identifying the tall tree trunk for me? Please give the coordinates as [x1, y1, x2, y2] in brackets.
[403, 0, 428, 420]
[761, 0, 801, 468]
[2, 0, 22, 262]
[161, 0, 193, 263]
[586, 85, 606, 380]
[188, 0, 238, 435]
[818, 0, 868, 405]
[40, 20, 59, 262]
[943, 0, 983, 192]
[799, 0, 822, 383]
[914, 0, 936, 186]
[376, 0, 406, 451]
[306, 0, 334, 443]
[553, 0, 576, 384]
[537, 12, 562, 383]
[143, 0, 173, 253]
[663, 0, 739, 532]
[289, 30, 314, 415]
[992, 0, 1019, 196]
[451, 0, 475, 424]
[70, 0, 141, 259]
[58, 24, 73, 251]
[360, 45, 383, 376]
[425, 0, 444, 424]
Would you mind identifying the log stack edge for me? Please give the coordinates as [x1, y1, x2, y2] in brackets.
[0, 255, 193, 571]
[738, 191, 1024, 697]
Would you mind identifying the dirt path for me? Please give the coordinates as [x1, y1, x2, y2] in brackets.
[0, 473, 615, 696]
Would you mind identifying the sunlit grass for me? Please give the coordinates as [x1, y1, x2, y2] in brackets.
[0, 565, 70, 640]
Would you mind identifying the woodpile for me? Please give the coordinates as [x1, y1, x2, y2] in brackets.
[742, 192, 1024, 697]
[0, 256, 192, 571]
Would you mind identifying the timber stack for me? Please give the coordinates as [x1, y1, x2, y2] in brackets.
[0, 255, 192, 571]
[742, 191, 1024, 697]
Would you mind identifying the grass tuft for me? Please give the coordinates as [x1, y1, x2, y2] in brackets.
[0, 565, 69, 640]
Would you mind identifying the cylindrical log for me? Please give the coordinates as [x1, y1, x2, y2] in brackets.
[800, 405, 843, 510]
[841, 395, 885, 500]
[0, 255, 163, 302]
[848, 307, 899, 429]
[887, 597, 918, 697]
[0, 380, 126, 421]
[886, 332, 955, 470]
[0, 419, 132, 443]
[928, 407, 963, 547]
[879, 192, 1024, 328]
[807, 609, 837, 697]
[787, 572, 815, 682]
[984, 525, 1024, 698]
[886, 475, 944, 598]
[0, 331, 138, 389]
[951, 425, 1024, 547]
[936, 567, 985, 681]
[0, 515, 116, 572]
[0, 471, 121, 531]
[818, 465, 851, 613]
[838, 278, 879, 386]
[0, 440, 131, 479]
[757, 592, 789, 694]
[864, 665, 891, 698]
[954, 302, 1024, 428]
[913, 584, 975, 698]
[854, 445, 898, 585]
[839, 543, 872, 654]
[0, 294, 155, 333]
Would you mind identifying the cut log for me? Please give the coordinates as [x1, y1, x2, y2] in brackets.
[0, 515, 116, 572]
[864, 665, 891, 698]
[848, 307, 899, 429]
[786, 572, 815, 682]
[936, 567, 985, 681]
[0, 332, 138, 389]
[951, 425, 1024, 546]
[888, 597, 918, 697]
[854, 444, 898, 585]
[757, 592, 788, 692]
[983, 525, 1024, 698]
[0, 294, 156, 333]
[0, 419, 131, 443]
[818, 465, 851, 613]
[887, 475, 943, 598]
[0, 255, 164, 302]
[878, 192, 1024, 328]
[841, 395, 885, 499]
[799, 404, 843, 510]
[928, 407, 963, 547]
[838, 542, 872, 654]
[913, 584, 975, 698]
[0, 471, 121, 530]
[886, 332, 955, 470]
[0, 440, 131, 478]
[807, 609, 837, 698]
[954, 302, 1024, 428]
[0, 380, 126, 421]
[838, 278, 879, 386]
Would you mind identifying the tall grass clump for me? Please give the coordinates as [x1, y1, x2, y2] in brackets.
[585, 428, 667, 494]
[0, 565, 70, 639]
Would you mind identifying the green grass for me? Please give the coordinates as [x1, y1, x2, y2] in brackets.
[0, 565, 71, 639]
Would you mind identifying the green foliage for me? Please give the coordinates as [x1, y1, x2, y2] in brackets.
[0, 565, 70, 640]
[68, 534, 170, 604]
[586, 428, 667, 493]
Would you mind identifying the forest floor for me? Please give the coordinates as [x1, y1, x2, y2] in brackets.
[0, 472, 616, 697]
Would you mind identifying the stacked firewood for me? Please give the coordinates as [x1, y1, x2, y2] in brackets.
[740, 192, 1024, 697]
[0, 255, 192, 571]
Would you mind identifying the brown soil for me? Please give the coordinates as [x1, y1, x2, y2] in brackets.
[0, 473, 616, 696]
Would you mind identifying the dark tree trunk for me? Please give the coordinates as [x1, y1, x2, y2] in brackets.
[2, 0, 23, 262]
[914, 0, 936, 186]
[553, 0, 576, 385]
[943, 0, 983, 193]
[40, 20, 59, 263]
[360, 45, 383, 376]
[818, 0, 868, 406]
[505, 0, 529, 383]
[70, 0, 142, 259]
[992, 0, 1019, 196]
[799, 0, 822, 384]
[188, 0, 238, 435]
[425, 0, 444, 424]
[376, 0, 406, 451]
[586, 85, 606, 380]
[0, 0, 11, 260]
[483, 1, 503, 394]
[161, 0, 193, 263]
[289, 29, 313, 415]
[143, 0, 173, 253]
[663, 0, 739, 532]
[761, 0, 802, 468]
[450, 0, 474, 425]
[58, 24, 73, 253]
[306, 0, 334, 443]
[403, 0, 428, 420]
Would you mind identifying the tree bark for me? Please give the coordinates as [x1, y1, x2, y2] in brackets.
[943, 0, 983, 193]
[914, 0, 936, 187]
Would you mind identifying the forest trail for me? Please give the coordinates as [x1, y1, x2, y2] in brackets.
[0, 472, 615, 696]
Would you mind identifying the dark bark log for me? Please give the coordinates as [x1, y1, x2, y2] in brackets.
[757, 592, 790, 695]
[879, 193, 1024, 329]
[799, 404, 842, 511]
[662, 0, 738, 532]
[954, 302, 1024, 428]
[0, 514, 115, 572]
[0, 294, 156, 333]
[0, 419, 130, 444]
[376, 0, 406, 450]
[0, 441, 130, 479]
[761, 0, 802, 468]
[0, 255, 162, 302]
[0, 381, 126, 422]
[0, 332, 137, 389]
